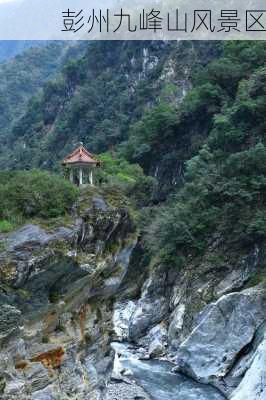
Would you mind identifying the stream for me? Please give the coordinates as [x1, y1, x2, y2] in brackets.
[110, 343, 226, 400]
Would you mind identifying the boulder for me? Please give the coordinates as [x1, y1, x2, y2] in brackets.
[113, 301, 137, 341]
[176, 286, 266, 386]
[92, 196, 108, 212]
[136, 323, 168, 358]
[128, 266, 170, 341]
[7, 225, 51, 251]
[128, 296, 168, 341]
[148, 338, 165, 358]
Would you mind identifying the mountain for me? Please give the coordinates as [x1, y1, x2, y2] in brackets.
[0, 41, 221, 181]
[0, 41, 86, 148]
[0, 41, 47, 62]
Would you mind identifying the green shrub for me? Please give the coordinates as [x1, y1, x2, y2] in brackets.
[0, 170, 78, 222]
[96, 152, 157, 207]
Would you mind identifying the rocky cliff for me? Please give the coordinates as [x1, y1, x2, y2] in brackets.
[0, 187, 137, 400]
[0, 187, 265, 400]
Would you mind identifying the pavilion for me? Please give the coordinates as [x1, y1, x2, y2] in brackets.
[61, 144, 100, 186]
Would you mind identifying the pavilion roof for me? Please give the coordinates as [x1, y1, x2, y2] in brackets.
[62, 146, 99, 166]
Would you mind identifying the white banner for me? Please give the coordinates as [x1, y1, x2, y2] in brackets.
[0, 0, 266, 40]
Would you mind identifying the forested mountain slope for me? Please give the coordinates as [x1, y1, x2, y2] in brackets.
[0, 41, 46, 62]
[0, 41, 220, 180]
[0, 41, 86, 150]
[144, 41, 266, 264]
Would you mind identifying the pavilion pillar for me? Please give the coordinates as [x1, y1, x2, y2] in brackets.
[79, 167, 83, 186]
[89, 169, 93, 186]
[70, 169, 74, 183]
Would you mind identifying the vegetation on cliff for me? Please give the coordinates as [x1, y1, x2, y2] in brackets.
[0, 170, 78, 230]
[97, 153, 156, 207]
[143, 42, 266, 264]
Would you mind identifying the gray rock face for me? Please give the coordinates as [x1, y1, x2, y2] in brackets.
[168, 303, 186, 349]
[0, 193, 137, 400]
[0, 304, 22, 341]
[128, 266, 171, 341]
[23, 363, 52, 393]
[0, 224, 76, 288]
[8, 224, 74, 252]
[230, 332, 266, 400]
[31, 386, 55, 400]
[92, 196, 108, 212]
[128, 295, 168, 341]
[147, 323, 168, 358]
[176, 286, 266, 389]
[113, 300, 137, 341]
[215, 245, 260, 297]
[106, 382, 150, 400]
[8, 225, 50, 249]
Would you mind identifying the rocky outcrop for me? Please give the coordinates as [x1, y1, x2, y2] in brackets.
[176, 286, 266, 394]
[146, 323, 168, 358]
[0, 189, 137, 400]
[127, 264, 177, 341]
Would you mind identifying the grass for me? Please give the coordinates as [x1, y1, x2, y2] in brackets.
[30, 214, 74, 231]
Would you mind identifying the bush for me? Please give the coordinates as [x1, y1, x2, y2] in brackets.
[97, 153, 144, 184]
[96, 152, 157, 207]
[0, 170, 78, 222]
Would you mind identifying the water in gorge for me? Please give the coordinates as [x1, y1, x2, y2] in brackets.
[109, 343, 226, 400]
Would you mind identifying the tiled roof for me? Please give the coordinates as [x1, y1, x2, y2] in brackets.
[62, 146, 99, 165]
